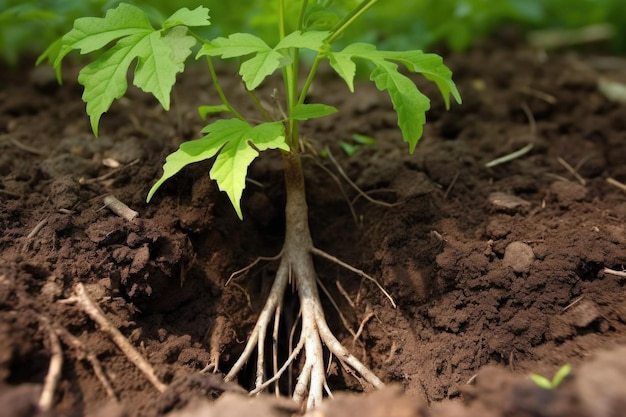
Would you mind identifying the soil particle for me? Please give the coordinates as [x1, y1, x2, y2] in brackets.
[576, 346, 626, 417]
[167, 392, 298, 417]
[549, 181, 589, 207]
[309, 385, 423, 417]
[502, 241, 535, 273]
[488, 192, 532, 214]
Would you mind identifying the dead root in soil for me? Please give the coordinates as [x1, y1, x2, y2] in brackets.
[215, 244, 392, 411]
[61, 283, 167, 393]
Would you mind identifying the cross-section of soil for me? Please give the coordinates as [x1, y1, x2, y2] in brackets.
[1, 36, 625, 417]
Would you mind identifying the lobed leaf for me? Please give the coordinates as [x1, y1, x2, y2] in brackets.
[78, 33, 150, 135]
[370, 61, 429, 153]
[53, 3, 209, 136]
[148, 119, 288, 219]
[134, 29, 194, 111]
[377, 50, 462, 109]
[327, 43, 461, 152]
[199, 33, 271, 58]
[162, 6, 211, 29]
[55, 3, 153, 66]
[328, 52, 357, 92]
[198, 31, 329, 90]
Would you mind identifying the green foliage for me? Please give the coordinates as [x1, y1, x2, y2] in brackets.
[47, 3, 210, 135]
[530, 364, 572, 390]
[197, 31, 329, 90]
[4, 0, 626, 65]
[49, 1, 462, 219]
[328, 43, 460, 152]
[147, 120, 288, 219]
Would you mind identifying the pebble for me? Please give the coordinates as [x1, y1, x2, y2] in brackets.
[502, 241, 535, 273]
[549, 181, 588, 207]
[488, 192, 531, 214]
[569, 300, 601, 328]
[576, 346, 626, 417]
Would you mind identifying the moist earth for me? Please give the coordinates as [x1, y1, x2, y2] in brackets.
[1, 36, 626, 417]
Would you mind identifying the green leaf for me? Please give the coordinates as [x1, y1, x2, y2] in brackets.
[55, 4, 153, 66]
[54, 4, 207, 136]
[530, 374, 554, 390]
[199, 33, 271, 59]
[377, 50, 462, 109]
[198, 105, 230, 119]
[551, 364, 572, 387]
[275, 30, 330, 50]
[352, 133, 376, 145]
[148, 120, 288, 219]
[339, 141, 358, 157]
[78, 33, 151, 135]
[162, 6, 211, 29]
[328, 51, 357, 92]
[36, 37, 63, 82]
[370, 61, 430, 153]
[198, 31, 328, 91]
[291, 103, 338, 121]
[327, 43, 376, 93]
[161, 26, 196, 65]
[327, 43, 461, 152]
[198, 33, 284, 90]
[241, 50, 290, 91]
[134, 29, 194, 110]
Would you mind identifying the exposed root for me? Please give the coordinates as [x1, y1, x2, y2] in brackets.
[224, 245, 385, 410]
[311, 247, 396, 309]
[62, 283, 167, 393]
[38, 316, 63, 412]
[223, 152, 387, 410]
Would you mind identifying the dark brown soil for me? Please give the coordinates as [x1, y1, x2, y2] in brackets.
[1, 37, 626, 417]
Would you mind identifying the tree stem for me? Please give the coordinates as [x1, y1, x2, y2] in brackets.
[282, 151, 313, 251]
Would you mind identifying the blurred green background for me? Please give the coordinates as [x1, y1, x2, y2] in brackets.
[1, 0, 624, 65]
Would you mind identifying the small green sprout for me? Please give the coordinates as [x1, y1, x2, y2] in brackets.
[530, 364, 572, 389]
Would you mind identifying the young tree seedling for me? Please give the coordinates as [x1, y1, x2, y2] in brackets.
[44, 0, 461, 410]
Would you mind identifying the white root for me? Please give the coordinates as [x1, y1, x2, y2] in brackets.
[224, 152, 385, 410]
[224, 250, 384, 410]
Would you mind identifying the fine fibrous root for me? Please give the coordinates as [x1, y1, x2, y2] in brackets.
[38, 316, 63, 412]
[62, 283, 167, 393]
[54, 323, 118, 400]
[223, 153, 388, 410]
[224, 251, 385, 410]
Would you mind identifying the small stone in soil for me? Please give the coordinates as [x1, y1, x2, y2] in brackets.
[488, 192, 531, 214]
[568, 300, 601, 328]
[502, 241, 535, 273]
[549, 181, 588, 207]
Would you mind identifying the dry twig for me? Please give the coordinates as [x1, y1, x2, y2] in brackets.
[38, 317, 63, 412]
[103, 195, 138, 222]
[557, 157, 586, 185]
[62, 283, 167, 393]
[607, 177, 626, 194]
[53, 324, 118, 400]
